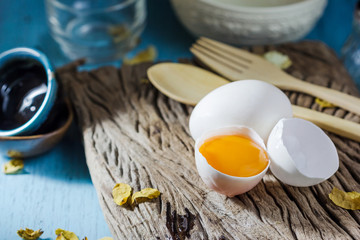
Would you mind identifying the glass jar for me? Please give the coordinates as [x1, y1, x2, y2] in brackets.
[341, 1, 360, 90]
[45, 0, 147, 63]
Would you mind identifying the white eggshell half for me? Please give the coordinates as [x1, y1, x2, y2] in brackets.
[195, 125, 270, 197]
[267, 118, 339, 187]
[189, 80, 293, 142]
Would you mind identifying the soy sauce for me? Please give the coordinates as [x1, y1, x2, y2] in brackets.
[0, 58, 47, 130]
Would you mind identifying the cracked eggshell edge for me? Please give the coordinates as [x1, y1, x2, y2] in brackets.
[194, 125, 270, 197]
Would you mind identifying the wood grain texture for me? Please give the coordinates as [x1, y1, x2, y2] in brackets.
[59, 41, 360, 240]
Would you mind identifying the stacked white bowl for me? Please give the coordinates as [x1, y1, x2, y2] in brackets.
[171, 0, 327, 45]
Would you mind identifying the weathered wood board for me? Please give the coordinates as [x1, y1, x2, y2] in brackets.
[59, 41, 360, 240]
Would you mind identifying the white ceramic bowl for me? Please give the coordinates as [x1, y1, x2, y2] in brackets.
[170, 0, 327, 45]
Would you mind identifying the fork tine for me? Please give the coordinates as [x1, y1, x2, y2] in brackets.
[190, 46, 241, 81]
[196, 39, 250, 70]
[192, 43, 247, 72]
[200, 37, 263, 63]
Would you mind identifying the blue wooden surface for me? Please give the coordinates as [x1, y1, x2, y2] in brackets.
[0, 0, 358, 239]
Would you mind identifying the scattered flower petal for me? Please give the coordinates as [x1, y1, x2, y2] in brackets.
[7, 150, 23, 158]
[263, 51, 292, 70]
[140, 78, 150, 84]
[124, 46, 157, 65]
[131, 188, 161, 205]
[55, 229, 79, 240]
[17, 228, 43, 240]
[108, 24, 131, 43]
[3, 159, 24, 174]
[315, 98, 336, 108]
[113, 183, 132, 206]
[329, 187, 360, 210]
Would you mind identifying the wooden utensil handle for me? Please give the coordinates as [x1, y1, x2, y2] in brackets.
[292, 105, 360, 142]
[282, 76, 360, 115]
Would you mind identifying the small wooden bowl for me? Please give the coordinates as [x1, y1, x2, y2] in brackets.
[0, 100, 73, 158]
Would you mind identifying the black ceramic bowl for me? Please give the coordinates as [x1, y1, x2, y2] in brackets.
[0, 47, 58, 136]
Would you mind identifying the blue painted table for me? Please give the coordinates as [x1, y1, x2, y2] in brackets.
[0, 0, 358, 239]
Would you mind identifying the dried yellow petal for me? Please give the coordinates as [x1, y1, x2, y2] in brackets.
[263, 51, 292, 70]
[131, 188, 161, 205]
[55, 229, 79, 240]
[123, 46, 157, 65]
[7, 150, 23, 158]
[140, 78, 150, 84]
[82, 237, 88, 240]
[56, 233, 67, 240]
[98, 238, 113, 240]
[17, 228, 43, 240]
[315, 98, 336, 108]
[108, 24, 131, 43]
[329, 187, 360, 210]
[108, 24, 127, 36]
[113, 183, 132, 206]
[3, 159, 24, 174]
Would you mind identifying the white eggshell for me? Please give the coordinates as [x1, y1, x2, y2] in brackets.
[195, 125, 270, 197]
[189, 80, 293, 142]
[267, 118, 339, 187]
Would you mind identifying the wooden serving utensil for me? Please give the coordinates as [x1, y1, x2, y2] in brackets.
[147, 62, 360, 142]
[190, 37, 360, 116]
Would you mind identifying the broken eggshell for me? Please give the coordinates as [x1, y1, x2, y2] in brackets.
[189, 80, 293, 142]
[267, 118, 339, 187]
[190, 80, 339, 196]
[195, 125, 270, 197]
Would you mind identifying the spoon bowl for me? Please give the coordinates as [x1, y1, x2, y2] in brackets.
[148, 63, 228, 105]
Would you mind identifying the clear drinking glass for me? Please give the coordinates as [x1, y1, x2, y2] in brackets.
[341, 1, 360, 90]
[45, 0, 146, 63]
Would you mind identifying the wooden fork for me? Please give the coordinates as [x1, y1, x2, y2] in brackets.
[190, 37, 360, 116]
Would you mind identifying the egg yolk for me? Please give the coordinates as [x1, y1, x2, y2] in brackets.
[199, 135, 269, 177]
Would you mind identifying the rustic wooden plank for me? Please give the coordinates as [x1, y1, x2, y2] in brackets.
[59, 41, 360, 240]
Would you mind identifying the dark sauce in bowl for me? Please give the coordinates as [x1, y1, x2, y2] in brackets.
[34, 97, 68, 135]
[0, 59, 48, 130]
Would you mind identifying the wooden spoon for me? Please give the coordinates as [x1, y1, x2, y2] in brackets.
[147, 63, 360, 142]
